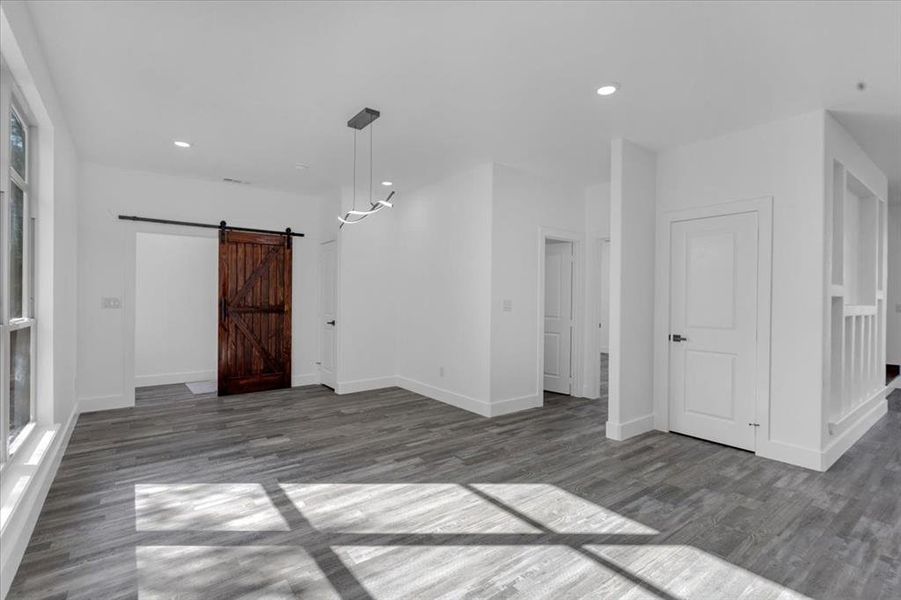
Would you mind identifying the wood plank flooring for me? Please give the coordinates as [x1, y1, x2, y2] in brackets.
[7, 384, 900, 599]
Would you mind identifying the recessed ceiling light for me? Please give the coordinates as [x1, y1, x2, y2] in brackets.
[381, 181, 393, 187]
[596, 84, 618, 96]
[173, 140, 191, 148]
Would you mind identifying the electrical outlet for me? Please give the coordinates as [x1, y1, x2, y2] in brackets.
[101, 297, 122, 309]
[503, 299, 513, 312]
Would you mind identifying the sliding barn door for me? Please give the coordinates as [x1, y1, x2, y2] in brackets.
[218, 230, 292, 396]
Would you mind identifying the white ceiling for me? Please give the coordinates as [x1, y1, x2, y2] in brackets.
[25, 1, 901, 200]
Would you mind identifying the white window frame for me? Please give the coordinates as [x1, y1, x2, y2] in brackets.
[0, 60, 38, 466]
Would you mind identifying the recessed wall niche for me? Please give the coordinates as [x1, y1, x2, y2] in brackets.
[842, 171, 879, 306]
[826, 159, 887, 428]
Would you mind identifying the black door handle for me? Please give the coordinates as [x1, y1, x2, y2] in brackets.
[326, 320, 336, 326]
[669, 334, 688, 342]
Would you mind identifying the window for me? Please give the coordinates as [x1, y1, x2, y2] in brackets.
[1, 87, 36, 462]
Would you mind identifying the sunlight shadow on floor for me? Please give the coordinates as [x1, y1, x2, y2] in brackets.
[331, 544, 654, 599]
[131, 481, 812, 599]
[279, 482, 540, 534]
[584, 544, 811, 600]
[472, 483, 658, 534]
[135, 483, 289, 531]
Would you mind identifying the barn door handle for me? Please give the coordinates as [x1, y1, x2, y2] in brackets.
[326, 320, 336, 326]
[220, 298, 227, 321]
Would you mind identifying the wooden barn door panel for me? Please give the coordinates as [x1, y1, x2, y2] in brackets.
[218, 230, 292, 396]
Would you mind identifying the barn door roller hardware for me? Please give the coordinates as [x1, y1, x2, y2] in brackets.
[118, 215, 305, 237]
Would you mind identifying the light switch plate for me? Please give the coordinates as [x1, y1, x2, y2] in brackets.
[101, 297, 122, 309]
[895, 303, 901, 313]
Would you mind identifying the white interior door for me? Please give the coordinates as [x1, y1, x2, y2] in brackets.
[544, 240, 573, 394]
[669, 212, 758, 450]
[319, 240, 337, 389]
[599, 239, 610, 353]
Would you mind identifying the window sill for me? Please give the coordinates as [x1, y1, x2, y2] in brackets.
[0, 423, 59, 536]
[5, 421, 36, 459]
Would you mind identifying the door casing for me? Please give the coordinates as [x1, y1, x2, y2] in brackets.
[543, 240, 574, 394]
[653, 197, 773, 456]
[318, 240, 337, 389]
[537, 227, 584, 401]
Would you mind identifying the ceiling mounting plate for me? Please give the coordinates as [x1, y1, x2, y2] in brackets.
[347, 107, 380, 130]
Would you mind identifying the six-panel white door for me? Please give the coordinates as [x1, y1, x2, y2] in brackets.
[669, 212, 758, 450]
[544, 240, 573, 394]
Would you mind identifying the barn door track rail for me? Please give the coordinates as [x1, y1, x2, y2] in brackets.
[118, 215, 305, 237]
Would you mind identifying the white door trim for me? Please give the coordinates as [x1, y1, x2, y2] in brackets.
[653, 197, 773, 455]
[582, 235, 610, 399]
[597, 236, 611, 354]
[123, 224, 219, 409]
[318, 239, 337, 389]
[537, 227, 584, 399]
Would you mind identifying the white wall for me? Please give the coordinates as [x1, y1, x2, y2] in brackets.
[77, 163, 323, 412]
[134, 232, 217, 386]
[0, 2, 80, 595]
[393, 164, 494, 411]
[608, 139, 657, 440]
[332, 162, 604, 417]
[334, 185, 398, 393]
[888, 204, 901, 367]
[655, 111, 826, 467]
[490, 164, 585, 412]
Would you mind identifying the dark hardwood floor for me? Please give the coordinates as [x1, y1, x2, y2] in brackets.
[7, 384, 900, 599]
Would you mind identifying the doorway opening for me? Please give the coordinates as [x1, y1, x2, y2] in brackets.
[542, 236, 581, 397]
[598, 238, 610, 400]
[134, 228, 294, 400]
[134, 231, 218, 394]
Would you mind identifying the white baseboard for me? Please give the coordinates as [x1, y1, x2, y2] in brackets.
[580, 383, 601, 399]
[135, 369, 216, 387]
[291, 372, 319, 387]
[0, 404, 79, 599]
[328, 375, 549, 419]
[395, 376, 492, 417]
[335, 376, 398, 395]
[488, 393, 542, 417]
[78, 394, 133, 413]
[821, 389, 889, 471]
[606, 414, 655, 441]
[756, 440, 823, 471]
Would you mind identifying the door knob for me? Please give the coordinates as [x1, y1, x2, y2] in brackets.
[669, 334, 688, 342]
[326, 320, 336, 326]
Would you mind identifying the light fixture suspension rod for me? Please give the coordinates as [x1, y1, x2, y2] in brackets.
[352, 129, 357, 211]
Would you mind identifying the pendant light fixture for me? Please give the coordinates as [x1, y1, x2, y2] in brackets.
[339, 107, 395, 227]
